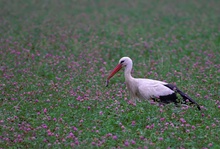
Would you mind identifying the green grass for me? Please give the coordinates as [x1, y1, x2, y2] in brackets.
[0, 0, 220, 148]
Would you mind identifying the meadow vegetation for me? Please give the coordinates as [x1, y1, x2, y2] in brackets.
[0, 0, 220, 148]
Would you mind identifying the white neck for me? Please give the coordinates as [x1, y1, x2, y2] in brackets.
[124, 63, 134, 81]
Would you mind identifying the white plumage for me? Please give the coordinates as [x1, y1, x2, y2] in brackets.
[106, 57, 200, 110]
[137, 79, 174, 99]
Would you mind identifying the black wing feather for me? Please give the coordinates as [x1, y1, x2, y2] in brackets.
[164, 84, 201, 110]
[153, 93, 178, 104]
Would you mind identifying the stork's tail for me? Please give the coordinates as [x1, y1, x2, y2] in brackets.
[176, 87, 201, 110]
[164, 84, 201, 110]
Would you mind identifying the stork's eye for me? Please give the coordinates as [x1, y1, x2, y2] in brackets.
[120, 60, 125, 64]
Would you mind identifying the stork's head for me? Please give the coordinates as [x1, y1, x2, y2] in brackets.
[118, 57, 132, 67]
[106, 57, 132, 87]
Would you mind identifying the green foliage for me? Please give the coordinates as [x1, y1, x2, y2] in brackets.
[0, 0, 220, 148]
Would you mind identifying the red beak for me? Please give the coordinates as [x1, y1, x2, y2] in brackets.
[106, 64, 122, 86]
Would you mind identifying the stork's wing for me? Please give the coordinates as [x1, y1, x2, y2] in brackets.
[137, 82, 174, 100]
[164, 84, 201, 110]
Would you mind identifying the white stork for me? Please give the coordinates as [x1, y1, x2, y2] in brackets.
[106, 57, 201, 110]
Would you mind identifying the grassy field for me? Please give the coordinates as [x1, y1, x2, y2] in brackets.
[0, 0, 220, 148]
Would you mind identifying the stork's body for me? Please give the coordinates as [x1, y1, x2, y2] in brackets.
[106, 57, 200, 110]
